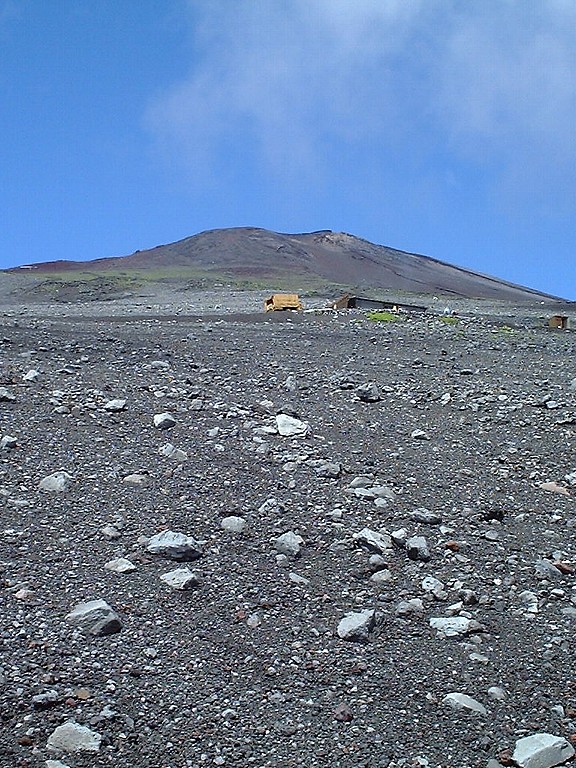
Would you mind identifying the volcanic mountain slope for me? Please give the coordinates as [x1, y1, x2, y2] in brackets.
[10, 227, 564, 301]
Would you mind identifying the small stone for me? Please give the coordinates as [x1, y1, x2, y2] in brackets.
[395, 598, 424, 617]
[430, 616, 481, 637]
[357, 382, 381, 402]
[422, 576, 445, 598]
[513, 733, 575, 768]
[123, 473, 150, 486]
[23, 369, 40, 382]
[274, 531, 304, 557]
[101, 524, 121, 539]
[46, 761, 72, 768]
[354, 528, 392, 555]
[406, 535, 431, 561]
[153, 412, 177, 430]
[409, 508, 442, 524]
[314, 461, 342, 478]
[66, 599, 122, 636]
[411, 429, 430, 440]
[104, 558, 136, 573]
[535, 560, 563, 580]
[158, 443, 188, 462]
[39, 471, 73, 492]
[368, 554, 388, 571]
[32, 690, 61, 709]
[147, 530, 203, 561]
[370, 569, 392, 585]
[337, 609, 377, 642]
[103, 398, 126, 411]
[0, 387, 15, 401]
[488, 686, 506, 701]
[443, 692, 487, 714]
[160, 567, 200, 590]
[47, 721, 102, 753]
[275, 413, 309, 437]
[0, 435, 17, 450]
[334, 702, 354, 722]
[221, 516, 247, 533]
[539, 481, 570, 496]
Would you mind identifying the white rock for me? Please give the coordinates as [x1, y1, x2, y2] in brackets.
[103, 398, 126, 411]
[147, 530, 203, 561]
[46, 760, 72, 768]
[487, 686, 506, 701]
[275, 413, 309, 437]
[122, 473, 150, 486]
[47, 721, 102, 752]
[337, 609, 376, 642]
[153, 412, 177, 430]
[104, 558, 136, 574]
[422, 576, 445, 596]
[411, 429, 430, 440]
[160, 567, 200, 590]
[442, 692, 487, 714]
[274, 531, 304, 556]
[66, 599, 122, 636]
[23, 369, 40, 382]
[0, 386, 16, 401]
[221, 516, 247, 533]
[370, 569, 392, 585]
[158, 443, 188, 462]
[353, 528, 392, 555]
[513, 733, 575, 768]
[0, 435, 17, 450]
[429, 616, 481, 637]
[38, 471, 73, 492]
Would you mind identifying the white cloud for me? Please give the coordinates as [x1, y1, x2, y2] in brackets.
[146, 0, 576, 200]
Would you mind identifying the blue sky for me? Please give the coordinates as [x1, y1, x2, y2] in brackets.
[1, 1, 575, 298]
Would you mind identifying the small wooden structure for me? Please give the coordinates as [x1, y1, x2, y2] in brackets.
[264, 293, 303, 312]
[330, 293, 427, 313]
[548, 315, 570, 330]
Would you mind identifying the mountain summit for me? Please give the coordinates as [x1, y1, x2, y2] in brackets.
[11, 227, 564, 301]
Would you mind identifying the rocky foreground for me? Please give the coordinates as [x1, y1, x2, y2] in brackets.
[0, 297, 575, 768]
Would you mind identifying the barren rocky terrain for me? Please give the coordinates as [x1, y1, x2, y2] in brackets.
[1, 290, 575, 768]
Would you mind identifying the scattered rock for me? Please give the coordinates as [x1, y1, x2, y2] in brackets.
[442, 692, 487, 714]
[409, 508, 442, 525]
[429, 616, 482, 637]
[103, 398, 126, 411]
[275, 413, 309, 437]
[357, 382, 381, 402]
[221, 515, 247, 533]
[66, 599, 122, 636]
[406, 535, 431, 561]
[104, 557, 136, 573]
[147, 530, 203, 561]
[153, 412, 177, 430]
[512, 733, 575, 768]
[337, 609, 377, 642]
[38, 471, 73, 492]
[160, 567, 201, 590]
[158, 443, 188, 461]
[274, 531, 304, 557]
[353, 527, 392, 555]
[47, 721, 102, 753]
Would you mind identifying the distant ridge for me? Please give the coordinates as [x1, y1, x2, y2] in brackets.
[7, 227, 566, 301]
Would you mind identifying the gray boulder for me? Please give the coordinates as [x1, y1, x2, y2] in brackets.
[513, 733, 575, 768]
[66, 599, 122, 636]
[147, 530, 203, 561]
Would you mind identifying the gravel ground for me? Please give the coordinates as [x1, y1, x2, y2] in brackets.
[0, 292, 575, 768]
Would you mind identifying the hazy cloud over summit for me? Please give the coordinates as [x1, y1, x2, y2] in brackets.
[149, 0, 576, 205]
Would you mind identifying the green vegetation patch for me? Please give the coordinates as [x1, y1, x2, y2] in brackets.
[437, 315, 460, 325]
[367, 310, 403, 323]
